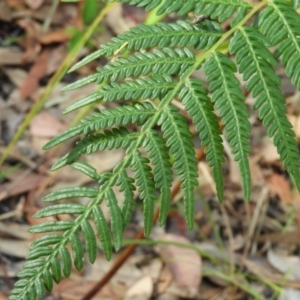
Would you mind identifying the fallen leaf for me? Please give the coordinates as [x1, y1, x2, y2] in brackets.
[25, 0, 44, 10]
[0, 48, 23, 65]
[0, 173, 46, 202]
[30, 112, 67, 138]
[124, 276, 153, 300]
[288, 115, 300, 139]
[155, 234, 202, 298]
[266, 174, 291, 203]
[39, 29, 71, 44]
[279, 288, 300, 300]
[261, 140, 280, 163]
[267, 249, 300, 280]
[20, 50, 50, 99]
[0, 239, 31, 258]
[0, 2, 12, 21]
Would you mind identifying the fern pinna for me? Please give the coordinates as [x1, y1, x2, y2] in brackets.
[10, 1, 300, 299]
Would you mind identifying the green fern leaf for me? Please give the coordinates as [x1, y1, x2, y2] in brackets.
[204, 51, 251, 201]
[105, 188, 123, 251]
[42, 187, 99, 201]
[59, 246, 72, 278]
[81, 220, 97, 264]
[30, 234, 63, 249]
[63, 74, 174, 114]
[108, 0, 252, 21]
[51, 128, 138, 170]
[144, 130, 173, 225]
[29, 221, 75, 233]
[33, 204, 86, 218]
[67, 21, 222, 73]
[258, 0, 300, 89]
[179, 78, 225, 201]
[70, 162, 101, 181]
[42, 268, 53, 292]
[93, 205, 113, 261]
[159, 105, 198, 229]
[69, 234, 84, 271]
[51, 259, 61, 284]
[131, 150, 156, 236]
[117, 170, 136, 230]
[230, 26, 300, 191]
[44, 103, 155, 149]
[92, 48, 195, 84]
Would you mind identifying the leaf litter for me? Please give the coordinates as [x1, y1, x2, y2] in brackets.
[1, 2, 300, 300]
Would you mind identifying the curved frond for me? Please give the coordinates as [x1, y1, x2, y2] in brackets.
[179, 78, 224, 200]
[144, 130, 173, 225]
[131, 150, 156, 236]
[67, 21, 223, 74]
[64, 74, 174, 113]
[257, 0, 300, 89]
[204, 51, 251, 201]
[230, 26, 300, 190]
[44, 102, 155, 149]
[158, 105, 198, 229]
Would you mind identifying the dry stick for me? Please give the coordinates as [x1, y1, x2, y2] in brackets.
[81, 147, 206, 300]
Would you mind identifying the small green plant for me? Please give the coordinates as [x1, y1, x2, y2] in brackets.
[10, 1, 300, 299]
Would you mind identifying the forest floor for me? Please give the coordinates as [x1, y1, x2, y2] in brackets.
[1, 1, 300, 299]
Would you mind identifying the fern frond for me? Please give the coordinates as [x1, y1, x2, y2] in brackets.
[67, 21, 222, 74]
[131, 150, 156, 236]
[144, 130, 173, 225]
[204, 51, 251, 200]
[117, 170, 136, 229]
[105, 188, 123, 251]
[108, 0, 252, 21]
[51, 128, 138, 170]
[93, 48, 195, 84]
[230, 26, 300, 190]
[44, 102, 155, 149]
[42, 187, 99, 201]
[179, 78, 224, 201]
[63, 74, 174, 113]
[258, 0, 300, 89]
[92, 205, 113, 260]
[158, 105, 198, 229]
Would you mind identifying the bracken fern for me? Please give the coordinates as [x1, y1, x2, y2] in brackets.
[10, 1, 300, 299]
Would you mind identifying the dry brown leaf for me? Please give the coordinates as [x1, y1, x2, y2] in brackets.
[0, 173, 46, 202]
[25, 0, 44, 10]
[261, 141, 280, 163]
[268, 249, 300, 280]
[288, 115, 300, 139]
[54, 279, 123, 300]
[155, 234, 202, 298]
[266, 174, 291, 203]
[2, 68, 27, 88]
[0, 239, 31, 258]
[0, 2, 12, 21]
[0, 48, 23, 65]
[17, 18, 41, 63]
[0, 292, 8, 300]
[124, 276, 153, 300]
[39, 29, 71, 44]
[30, 111, 67, 138]
[20, 50, 50, 99]
[0, 222, 32, 240]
